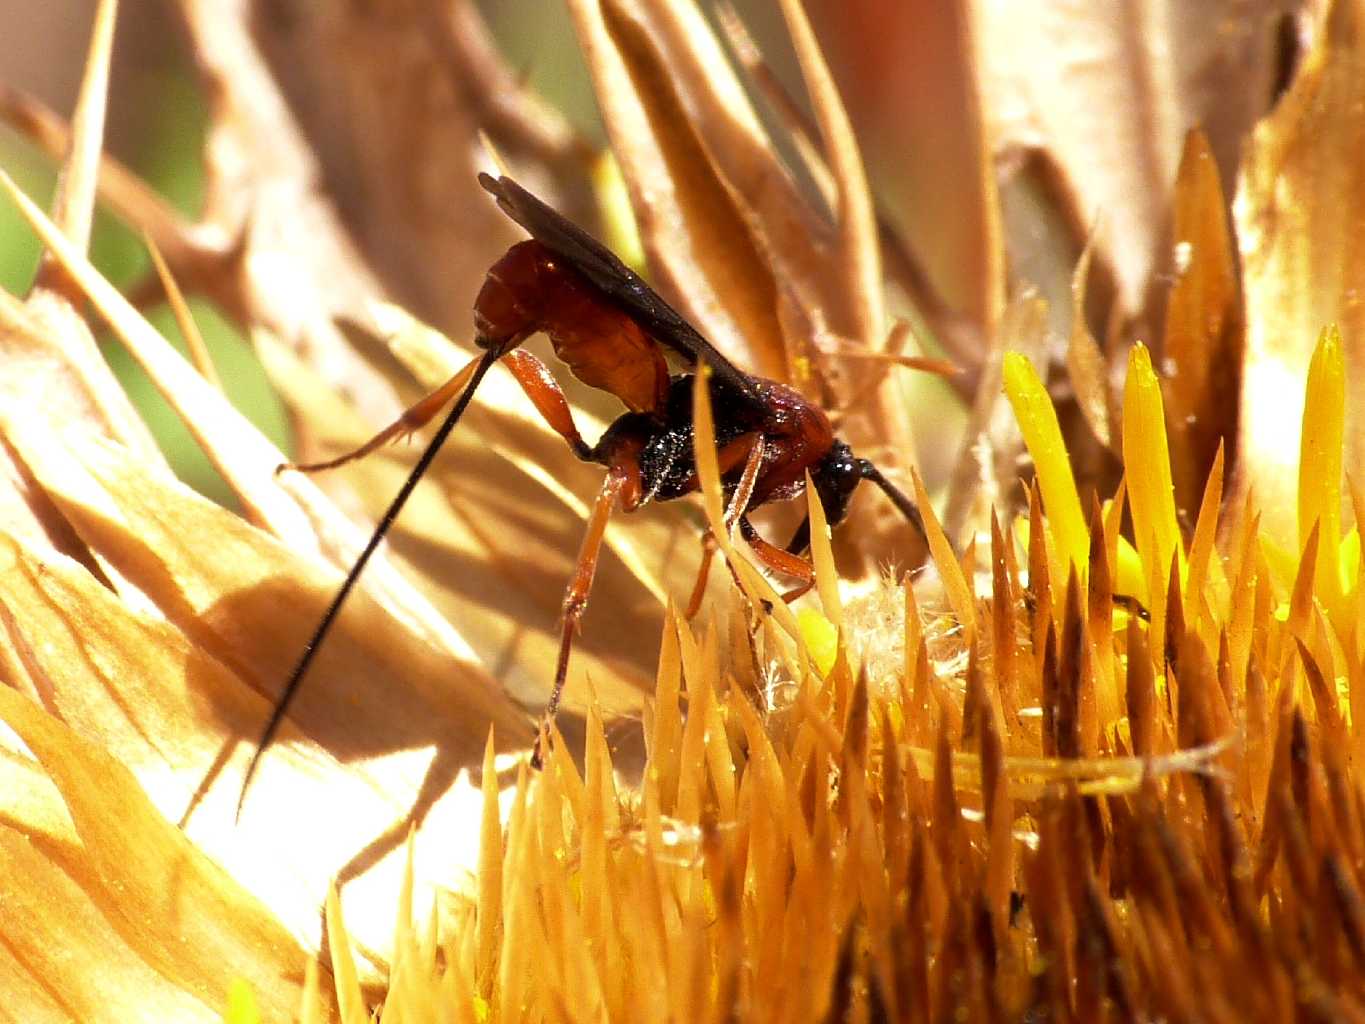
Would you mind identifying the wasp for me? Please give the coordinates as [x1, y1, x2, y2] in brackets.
[239, 173, 929, 804]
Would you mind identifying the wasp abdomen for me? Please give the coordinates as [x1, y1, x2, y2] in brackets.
[474, 241, 669, 414]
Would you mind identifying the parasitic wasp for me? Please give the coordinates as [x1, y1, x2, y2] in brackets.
[237, 173, 932, 808]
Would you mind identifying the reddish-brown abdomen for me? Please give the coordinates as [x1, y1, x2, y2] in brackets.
[474, 241, 669, 414]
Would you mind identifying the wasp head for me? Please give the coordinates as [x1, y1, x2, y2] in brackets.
[812, 440, 862, 526]
[788, 442, 930, 558]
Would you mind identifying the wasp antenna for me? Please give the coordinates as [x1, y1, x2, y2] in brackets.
[858, 459, 932, 549]
[234, 346, 503, 820]
[784, 514, 812, 556]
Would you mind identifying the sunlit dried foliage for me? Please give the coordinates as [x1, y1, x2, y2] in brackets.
[1, 0, 1364, 1021]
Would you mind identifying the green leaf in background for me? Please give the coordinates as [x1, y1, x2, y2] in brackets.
[0, 64, 288, 506]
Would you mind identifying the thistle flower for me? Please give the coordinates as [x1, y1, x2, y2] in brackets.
[1, 1, 1363, 1022]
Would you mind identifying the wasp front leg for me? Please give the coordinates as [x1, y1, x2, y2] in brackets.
[502, 349, 593, 460]
[684, 434, 766, 618]
[739, 517, 816, 604]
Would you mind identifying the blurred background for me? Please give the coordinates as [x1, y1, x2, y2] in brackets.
[0, 5, 632, 478]
[0, 1, 844, 505]
[2, 2, 274, 502]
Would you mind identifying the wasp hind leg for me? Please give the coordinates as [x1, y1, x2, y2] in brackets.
[281, 353, 488, 474]
[533, 468, 628, 768]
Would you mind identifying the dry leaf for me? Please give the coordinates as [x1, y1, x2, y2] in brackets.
[241, 0, 588, 331]
[564, 0, 796, 383]
[1066, 236, 1114, 450]
[0, 431, 534, 951]
[1163, 129, 1242, 519]
[807, 0, 1004, 341]
[981, 1, 1292, 337]
[0, 298, 136, 563]
[0, 677, 330, 1021]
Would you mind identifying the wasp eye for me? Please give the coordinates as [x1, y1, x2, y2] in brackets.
[814, 440, 861, 526]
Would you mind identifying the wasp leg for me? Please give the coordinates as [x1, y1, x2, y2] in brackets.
[281, 353, 486, 473]
[685, 531, 719, 620]
[685, 435, 766, 619]
[739, 516, 816, 604]
[534, 469, 629, 768]
[502, 349, 594, 460]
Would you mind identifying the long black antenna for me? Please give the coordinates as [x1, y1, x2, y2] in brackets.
[858, 459, 930, 546]
[235, 347, 502, 819]
[784, 460, 933, 556]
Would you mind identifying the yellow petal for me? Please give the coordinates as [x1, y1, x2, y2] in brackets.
[1122, 342, 1182, 596]
[690, 366, 800, 650]
[1003, 350, 1087, 581]
[798, 607, 839, 677]
[911, 466, 975, 638]
[1298, 326, 1345, 610]
[805, 468, 843, 632]
[223, 980, 260, 1024]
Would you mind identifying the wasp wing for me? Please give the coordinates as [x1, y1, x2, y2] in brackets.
[479, 174, 764, 411]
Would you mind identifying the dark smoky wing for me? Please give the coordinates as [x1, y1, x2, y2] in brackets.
[479, 173, 764, 410]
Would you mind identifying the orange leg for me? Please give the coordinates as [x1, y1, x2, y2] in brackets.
[533, 468, 628, 767]
[685, 435, 766, 619]
[740, 516, 816, 604]
[283, 353, 485, 473]
[286, 347, 597, 476]
[502, 349, 592, 459]
[685, 532, 719, 620]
